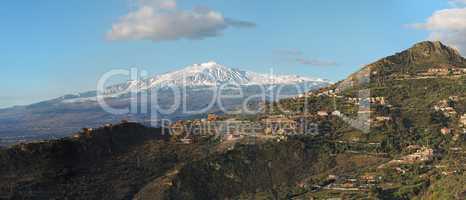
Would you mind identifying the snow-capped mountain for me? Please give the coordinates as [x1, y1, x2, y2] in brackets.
[0, 61, 330, 143]
[104, 61, 329, 95]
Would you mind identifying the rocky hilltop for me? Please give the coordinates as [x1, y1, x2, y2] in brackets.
[340, 41, 466, 88]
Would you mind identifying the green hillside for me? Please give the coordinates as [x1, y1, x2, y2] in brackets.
[0, 41, 465, 199]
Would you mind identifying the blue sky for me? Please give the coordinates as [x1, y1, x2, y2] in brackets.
[0, 0, 464, 108]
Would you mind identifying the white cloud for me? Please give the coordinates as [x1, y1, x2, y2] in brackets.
[411, 8, 466, 55]
[107, 0, 255, 42]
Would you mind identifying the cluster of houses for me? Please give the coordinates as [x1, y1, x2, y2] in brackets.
[315, 89, 341, 97]
[418, 65, 466, 76]
[374, 116, 392, 122]
[287, 89, 396, 129]
[168, 91, 461, 145]
[324, 173, 381, 191]
[432, 97, 466, 136]
[418, 66, 466, 76]
[71, 120, 134, 139]
[433, 98, 458, 117]
[460, 114, 466, 127]
[169, 115, 266, 144]
[420, 68, 449, 76]
[344, 96, 393, 126]
[379, 147, 435, 169]
[261, 115, 298, 136]
[169, 113, 330, 144]
[74, 128, 94, 138]
[386, 66, 466, 80]
[346, 96, 386, 106]
[299, 88, 343, 99]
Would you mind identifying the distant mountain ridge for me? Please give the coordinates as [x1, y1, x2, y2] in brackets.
[103, 61, 328, 95]
[0, 62, 330, 143]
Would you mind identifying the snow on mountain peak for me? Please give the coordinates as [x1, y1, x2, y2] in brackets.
[180, 61, 236, 75]
[104, 61, 330, 94]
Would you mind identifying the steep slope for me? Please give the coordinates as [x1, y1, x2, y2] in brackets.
[339, 41, 466, 88]
[368, 41, 466, 72]
[272, 41, 466, 199]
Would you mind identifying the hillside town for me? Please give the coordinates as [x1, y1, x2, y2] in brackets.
[1, 41, 466, 199]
